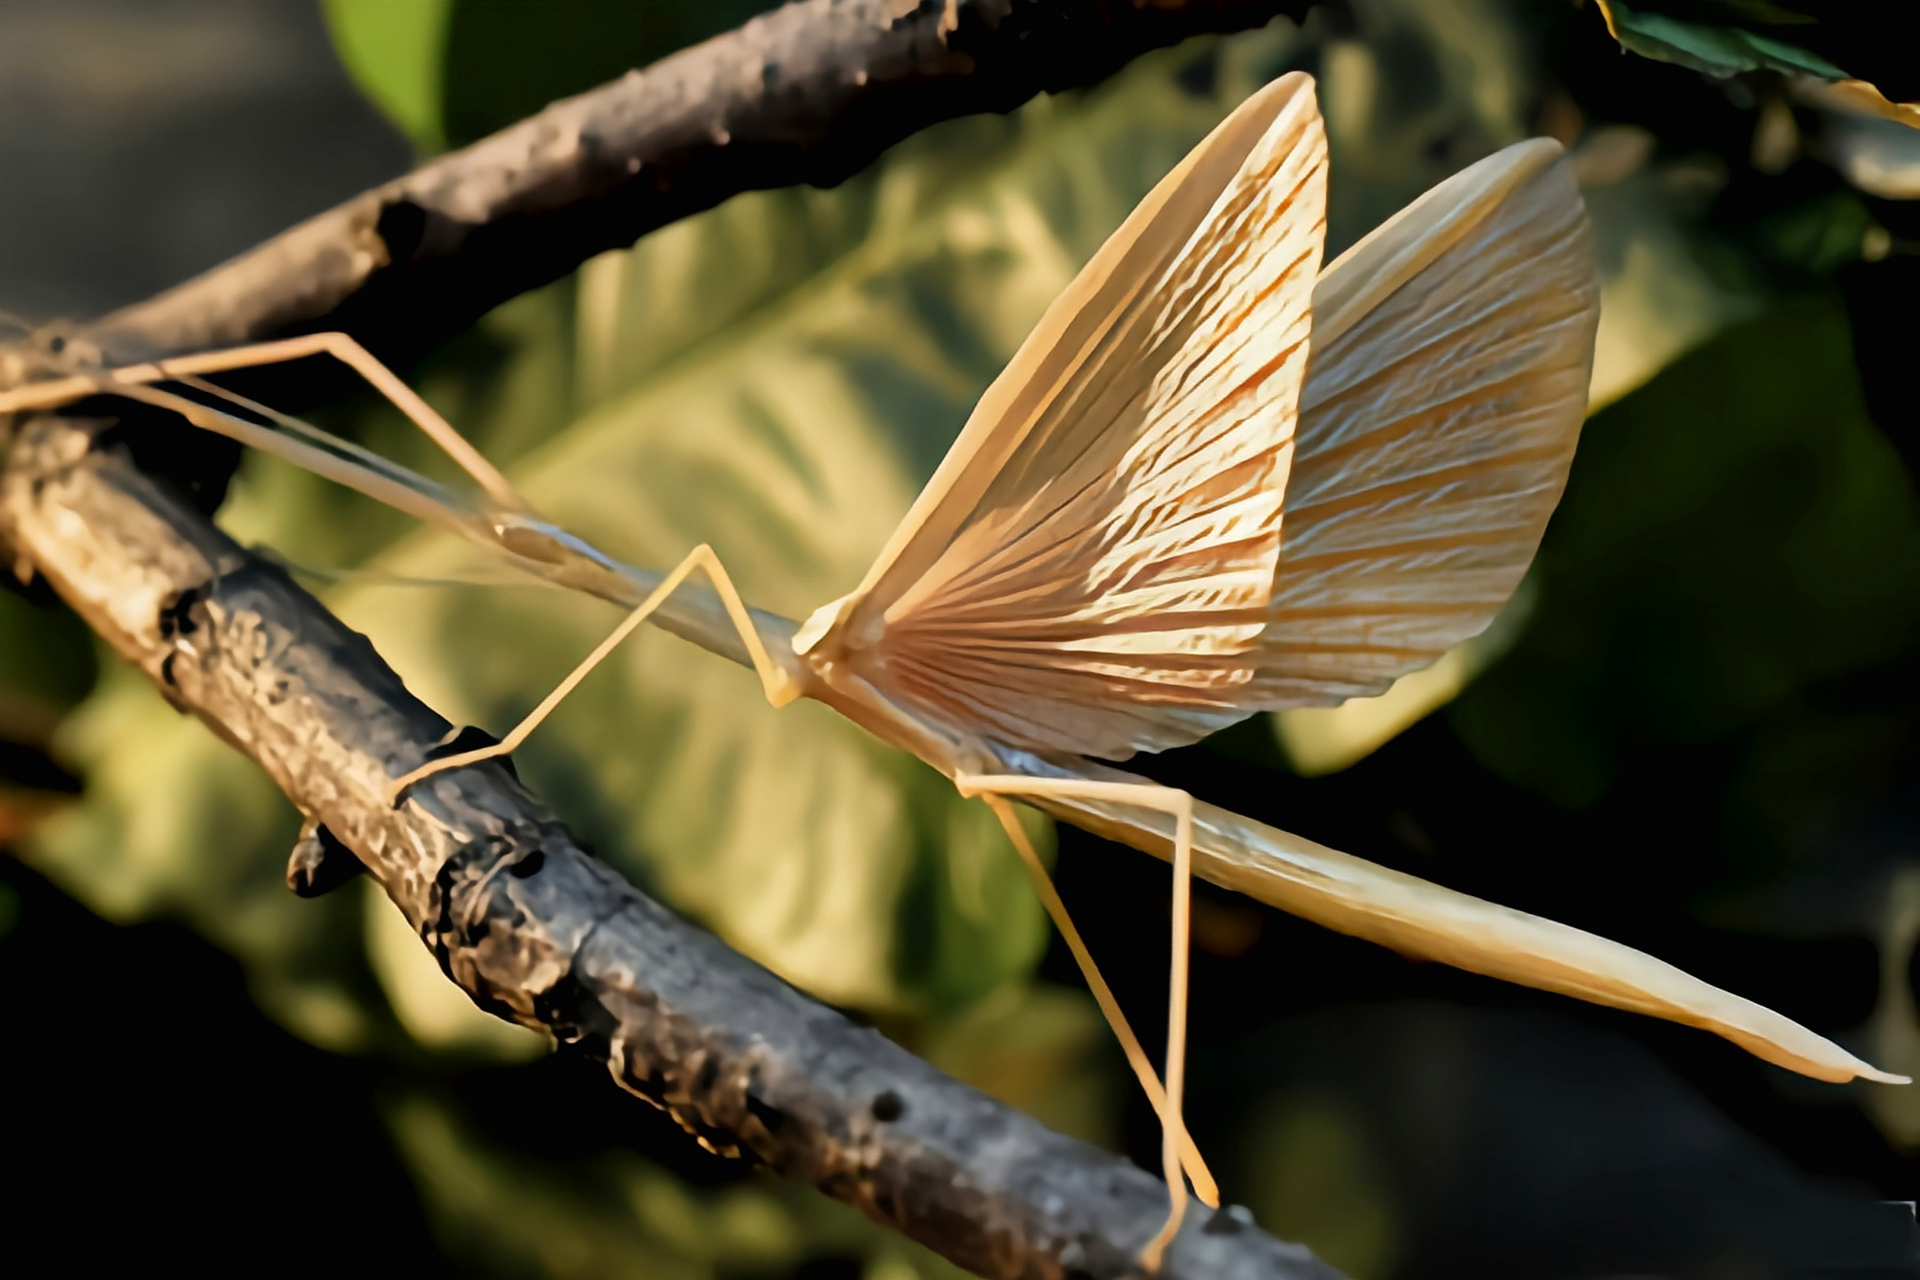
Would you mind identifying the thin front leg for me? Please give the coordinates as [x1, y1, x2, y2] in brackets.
[957, 772, 1198, 1272]
[385, 543, 802, 807]
[0, 332, 522, 510]
[979, 795, 1219, 1208]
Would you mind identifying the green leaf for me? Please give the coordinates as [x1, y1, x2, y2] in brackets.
[1452, 294, 1920, 810]
[322, 0, 455, 153]
[1747, 190, 1878, 275]
[384, 1089, 972, 1280]
[1596, 0, 1849, 81]
[1240, 1090, 1402, 1280]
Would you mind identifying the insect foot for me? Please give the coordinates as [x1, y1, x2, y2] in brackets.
[385, 724, 519, 809]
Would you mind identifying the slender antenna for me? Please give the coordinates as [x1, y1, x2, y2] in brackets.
[104, 382, 482, 536]
[167, 371, 450, 505]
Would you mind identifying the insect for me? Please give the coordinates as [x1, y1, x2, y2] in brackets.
[1, 72, 1902, 1270]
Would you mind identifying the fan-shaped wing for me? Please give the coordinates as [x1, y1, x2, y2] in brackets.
[1252, 139, 1600, 707]
[795, 74, 1329, 760]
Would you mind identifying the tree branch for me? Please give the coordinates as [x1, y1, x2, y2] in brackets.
[0, 414, 1338, 1279]
[66, 0, 1309, 370]
[0, 1, 1342, 1274]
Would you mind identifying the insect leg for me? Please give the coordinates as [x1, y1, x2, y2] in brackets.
[0, 333, 521, 509]
[956, 773, 1198, 1270]
[162, 333, 523, 509]
[385, 543, 802, 807]
[979, 793, 1219, 1208]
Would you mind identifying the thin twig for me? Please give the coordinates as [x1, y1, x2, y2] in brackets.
[56, 0, 1310, 372]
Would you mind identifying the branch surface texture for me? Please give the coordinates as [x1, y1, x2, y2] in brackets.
[0, 1, 1341, 1276]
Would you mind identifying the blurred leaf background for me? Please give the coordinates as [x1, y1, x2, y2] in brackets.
[3, 2, 1918, 1277]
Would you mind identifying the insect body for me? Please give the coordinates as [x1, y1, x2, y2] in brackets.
[1, 71, 1902, 1273]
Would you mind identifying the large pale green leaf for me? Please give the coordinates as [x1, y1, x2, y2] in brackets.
[39, 0, 1827, 1050]
[44, 0, 1786, 1033]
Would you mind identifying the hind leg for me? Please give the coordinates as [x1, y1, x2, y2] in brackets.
[958, 773, 1200, 1271]
[979, 794, 1219, 1209]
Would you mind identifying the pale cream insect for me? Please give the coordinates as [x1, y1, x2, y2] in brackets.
[1, 71, 1903, 1271]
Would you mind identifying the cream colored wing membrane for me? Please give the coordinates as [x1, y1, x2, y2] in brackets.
[1254, 138, 1599, 707]
[798, 74, 1328, 760]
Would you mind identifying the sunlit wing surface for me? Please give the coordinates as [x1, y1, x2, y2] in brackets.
[1254, 138, 1599, 707]
[794, 73, 1328, 760]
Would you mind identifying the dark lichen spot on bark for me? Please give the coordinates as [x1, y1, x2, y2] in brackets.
[376, 199, 429, 265]
[745, 1087, 787, 1135]
[527, 977, 598, 1046]
[871, 1089, 905, 1122]
[156, 583, 204, 640]
[508, 847, 545, 879]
